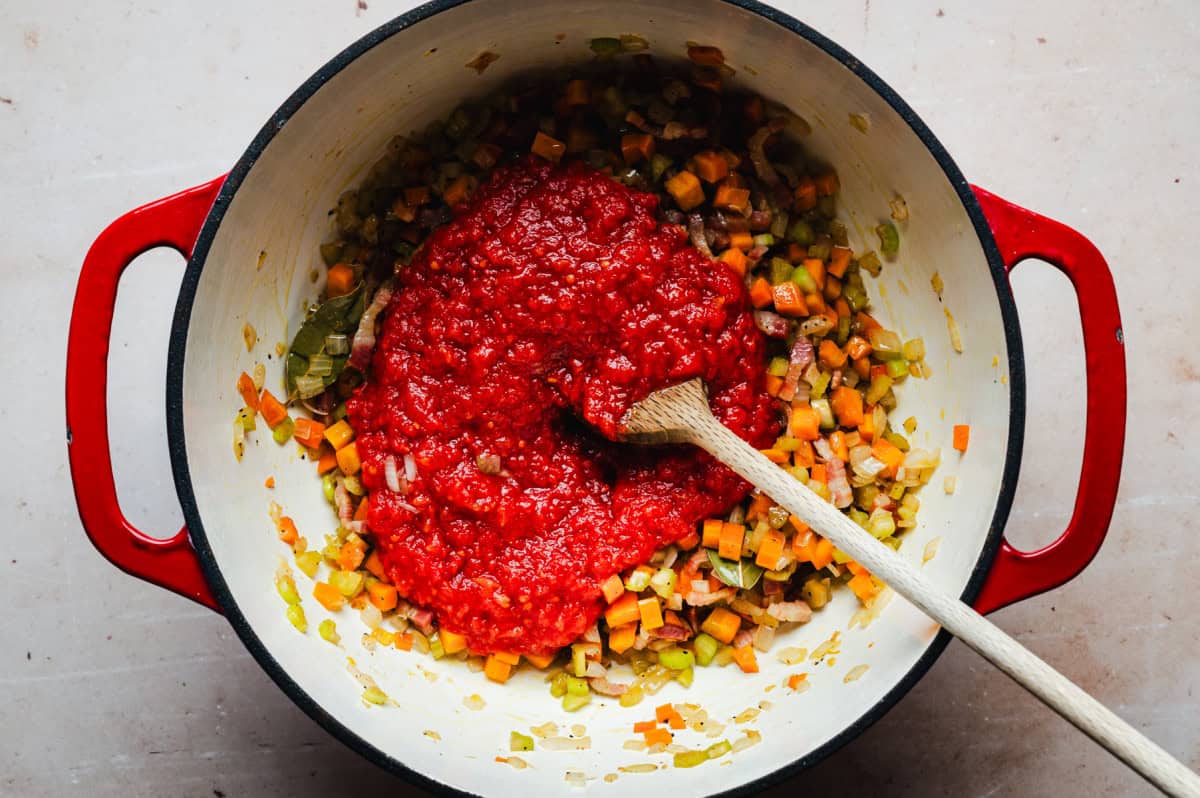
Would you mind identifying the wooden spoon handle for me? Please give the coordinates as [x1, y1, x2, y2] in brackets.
[685, 411, 1200, 797]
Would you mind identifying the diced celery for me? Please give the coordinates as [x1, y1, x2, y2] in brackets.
[786, 218, 814, 246]
[307, 353, 334, 377]
[752, 233, 776, 248]
[790, 264, 817, 293]
[319, 619, 340, 643]
[817, 195, 836, 219]
[836, 314, 851, 345]
[706, 740, 732, 759]
[770, 211, 789, 239]
[429, 634, 445, 660]
[903, 337, 926, 361]
[774, 436, 801, 452]
[712, 645, 736, 667]
[693, 633, 719, 666]
[510, 731, 535, 752]
[885, 358, 910, 380]
[362, 686, 388, 705]
[883, 430, 910, 451]
[767, 356, 789, 377]
[650, 154, 673, 182]
[272, 417, 295, 444]
[571, 644, 588, 677]
[828, 220, 849, 247]
[809, 370, 831, 399]
[549, 672, 568, 698]
[589, 37, 622, 56]
[767, 505, 789, 529]
[868, 329, 904, 359]
[275, 574, 301, 605]
[625, 568, 652, 592]
[812, 398, 835, 429]
[330, 569, 364, 598]
[848, 507, 870, 528]
[807, 240, 831, 261]
[565, 675, 589, 697]
[876, 221, 900, 256]
[768, 257, 793, 285]
[832, 547, 852, 564]
[650, 568, 677, 599]
[867, 509, 897, 539]
[859, 250, 883, 277]
[865, 374, 893, 405]
[674, 749, 708, 768]
[344, 474, 365, 496]
[322, 474, 336, 505]
[562, 693, 591, 712]
[285, 604, 307, 633]
[658, 647, 695, 671]
[801, 577, 831, 609]
[295, 374, 325, 400]
[295, 550, 321, 578]
[674, 666, 694, 687]
[889, 482, 907, 501]
[843, 284, 869, 312]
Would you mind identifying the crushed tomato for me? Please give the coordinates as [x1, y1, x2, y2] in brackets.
[348, 158, 776, 655]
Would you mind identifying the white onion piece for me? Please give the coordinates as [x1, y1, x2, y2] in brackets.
[385, 456, 402, 493]
[403, 453, 417, 482]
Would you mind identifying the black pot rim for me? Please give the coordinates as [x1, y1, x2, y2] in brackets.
[166, 1, 1026, 795]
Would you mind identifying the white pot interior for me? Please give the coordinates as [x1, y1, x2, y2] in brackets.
[179, 0, 1016, 794]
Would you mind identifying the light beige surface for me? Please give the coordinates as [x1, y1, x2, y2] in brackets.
[0, 1, 1196, 796]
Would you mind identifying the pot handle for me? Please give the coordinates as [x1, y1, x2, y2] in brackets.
[970, 186, 1126, 614]
[66, 177, 226, 611]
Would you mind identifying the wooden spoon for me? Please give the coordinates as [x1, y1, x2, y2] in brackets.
[620, 378, 1200, 797]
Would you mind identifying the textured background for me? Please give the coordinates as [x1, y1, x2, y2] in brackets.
[2, 1, 1196, 795]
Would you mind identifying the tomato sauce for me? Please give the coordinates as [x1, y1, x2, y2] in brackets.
[348, 157, 776, 655]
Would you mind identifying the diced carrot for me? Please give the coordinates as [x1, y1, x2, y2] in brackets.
[367, 581, 399, 612]
[601, 574, 625, 604]
[761, 448, 789, 464]
[442, 174, 474, 207]
[394, 633, 414, 651]
[718, 522, 744, 560]
[436, 628, 467, 655]
[390, 198, 416, 223]
[259, 390, 288, 429]
[326, 263, 357, 298]
[804, 292, 826, 315]
[324, 419, 354, 450]
[605, 591, 641, 628]
[687, 44, 725, 65]
[316, 448, 338, 475]
[746, 494, 772, 521]
[277, 516, 299, 545]
[764, 374, 784, 397]
[790, 515, 811, 535]
[814, 170, 840, 196]
[608, 622, 637, 654]
[264, 475, 275, 489]
[849, 573, 879, 602]
[810, 537, 835, 570]
[829, 430, 849, 462]
[700, 606, 741, 644]
[692, 150, 729, 183]
[830, 385, 865, 428]
[677, 531, 700, 550]
[828, 245, 852, 278]
[845, 336, 872, 360]
[755, 529, 786, 569]
[525, 651, 557, 669]
[336, 441, 361, 475]
[749, 277, 774, 309]
[803, 258, 826, 290]
[856, 311, 883, 333]
[484, 655, 513, 683]
[471, 142, 502, 169]
[791, 529, 815, 562]
[845, 561, 869, 577]
[858, 404, 877, 441]
[655, 704, 677, 724]
[292, 417, 326, 450]
[354, 495, 369, 522]
[638, 597, 664, 631]
[530, 131, 565, 162]
[793, 176, 817, 211]
[565, 78, 589, 105]
[810, 463, 827, 484]
[744, 95, 764, 123]
[729, 230, 753, 251]
[824, 275, 843, 301]
[236, 372, 260, 411]
[313, 581, 345, 611]
[818, 339, 847, 370]
[871, 438, 905, 477]
[714, 183, 750, 214]
[643, 727, 673, 747]
[665, 170, 704, 211]
[404, 186, 430, 206]
[835, 297, 852, 319]
[853, 356, 871, 380]
[634, 720, 658, 733]
[732, 645, 759, 673]
[719, 247, 747, 277]
[621, 132, 655, 164]
[701, 519, 724, 549]
[787, 673, 808, 690]
[953, 424, 971, 453]
[793, 440, 816, 468]
[364, 549, 386, 580]
[338, 538, 366, 571]
[790, 404, 821, 441]
[493, 651, 521, 666]
[771, 282, 808, 317]
[668, 714, 686, 730]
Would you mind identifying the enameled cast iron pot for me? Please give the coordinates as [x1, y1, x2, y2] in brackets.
[65, 1, 1127, 794]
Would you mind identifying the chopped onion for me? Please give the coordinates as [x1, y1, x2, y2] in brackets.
[403, 453, 417, 482]
[252, 362, 266, 390]
[584, 661, 606, 678]
[295, 374, 325, 400]
[360, 603, 383, 629]
[396, 499, 419, 513]
[384, 455, 406, 494]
